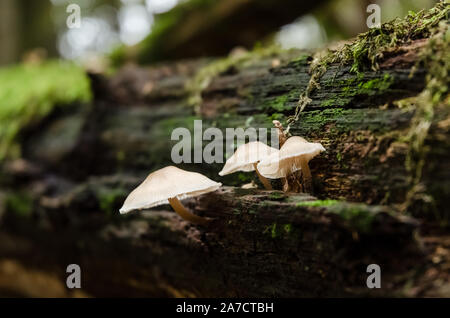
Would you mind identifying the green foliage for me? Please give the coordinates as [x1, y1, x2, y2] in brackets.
[5, 192, 33, 217]
[0, 61, 91, 160]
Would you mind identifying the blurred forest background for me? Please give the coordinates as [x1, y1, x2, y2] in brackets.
[0, 0, 440, 67]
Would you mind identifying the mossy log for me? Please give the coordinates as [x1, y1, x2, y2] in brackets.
[0, 185, 427, 297]
[19, 37, 448, 217]
[1, 7, 449, 297]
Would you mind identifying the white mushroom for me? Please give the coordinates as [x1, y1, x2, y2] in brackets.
[120, 166, 221, 225]
[218, 141, 278, 190]
[257, 136, 325, 192]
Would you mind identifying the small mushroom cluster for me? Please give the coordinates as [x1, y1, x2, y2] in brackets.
[120, 121, 324, 225]
[257, 136, 325, 193]
[220, 122, 325, 193]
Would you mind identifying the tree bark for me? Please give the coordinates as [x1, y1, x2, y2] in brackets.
[0, 185, 423, 297]
[21, 39, 447, 214]
[1, 16, 449, 297]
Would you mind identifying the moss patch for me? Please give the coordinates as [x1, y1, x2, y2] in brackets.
[186, 45, 288, 112]
[0, 61, 91, 160]
[296, 199, 339, 207]
[5, 192, 33, 217]
[403, 15, 450, 218]
[263, 222, 295, 239]
[287, 2, 449, 128]
[322, 3, 449, 74]
[268, 192, 286, 201]
[97, 188, 128, 216]
[320, 73, 394, 108]
[327, 203, 377, 233]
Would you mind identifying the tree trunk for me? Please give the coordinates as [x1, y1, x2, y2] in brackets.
[1, 9, 449, 297]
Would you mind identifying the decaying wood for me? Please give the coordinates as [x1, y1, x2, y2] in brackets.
[0, 183, 428, 297]
[1, 16, 449, 297]
[20, 39, 447, 212]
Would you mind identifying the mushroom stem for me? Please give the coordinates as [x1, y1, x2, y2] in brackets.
[299, 159, 313, 193]
[253, 163, 272, 190]
[168, 197, 209, 225]
[273, 120, 287, 147]
[282, 177, 289, 192]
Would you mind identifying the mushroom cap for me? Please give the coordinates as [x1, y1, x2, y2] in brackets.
[218, 141, 279, 176]
[119, 166, 222, 214]
[272, 120, 282, 128]
[257, 136, 325, 179]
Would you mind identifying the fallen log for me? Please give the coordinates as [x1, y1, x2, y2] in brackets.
[0, 185, 424, 297]
[0, 4, 449, 297]
[21, 37, 448, 215]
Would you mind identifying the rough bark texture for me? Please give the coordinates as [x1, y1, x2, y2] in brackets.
[0, 185, 425, 297]
[20, 41, 446, 210]
[0, 15, 449, 297]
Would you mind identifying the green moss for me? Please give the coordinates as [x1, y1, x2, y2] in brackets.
[327, 203, 377, 233]
[5, 192, 33, 217]
[296, 199, 339, 207]
[358, 74, 393, 93]
[268, 192, 286, 201]
[270, 113, 285, 121]
[0, 61, 91, 160]
[97, 188, 127, 216]
[332, 4, 449, 73]
[289, 54, 310, 66]
[268, 95, 289, 112]
[261, 90, 300, 113]
[320, 96, 351, 108]
[283, 223, 292, 234]
[288, 2, 449, 128]
[238, 173, 252, 183]
[270, 223, 278, 239]
[403, 15, 450, 218]
[320, 74, 393, 108]
[294, 108, 347, 132]
[187, 45, 287, 112]
[263, 222, 294, 238]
